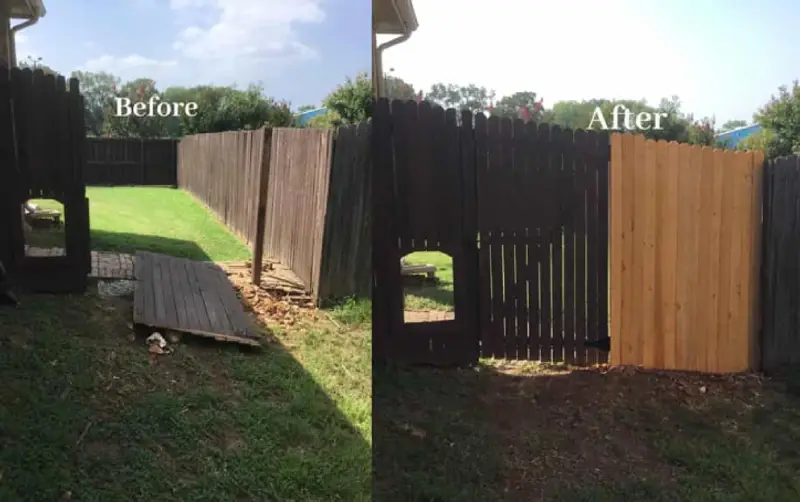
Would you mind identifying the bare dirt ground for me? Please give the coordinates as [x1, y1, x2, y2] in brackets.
[374, 360, 800, 501]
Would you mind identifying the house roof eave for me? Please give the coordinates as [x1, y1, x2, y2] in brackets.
[10, 0, 46, 20]
[373, 0, 418, 35]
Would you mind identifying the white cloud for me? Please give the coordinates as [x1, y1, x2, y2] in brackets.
[79, 0, 324, 87]
[80, 55, 177, 81]
[170, 0, 324, 62]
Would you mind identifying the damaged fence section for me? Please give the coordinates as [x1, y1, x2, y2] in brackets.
[177, 124, 370, 304]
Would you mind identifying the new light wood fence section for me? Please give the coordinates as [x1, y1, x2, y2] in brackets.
[609, 133, 763, 373]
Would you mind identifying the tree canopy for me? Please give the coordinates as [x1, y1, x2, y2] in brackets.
[399, 80, 717, 146]
[753, 81, 800, 158]
[10, 57, 370, 138]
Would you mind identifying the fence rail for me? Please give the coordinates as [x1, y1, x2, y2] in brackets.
[85, 138, 178, 187]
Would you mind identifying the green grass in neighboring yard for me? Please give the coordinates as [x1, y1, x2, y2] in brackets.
[0, 290, 370, 501]
[403, 251, 454, 311]
[374, 362, 800, 501]
[29, 187, 250, 261]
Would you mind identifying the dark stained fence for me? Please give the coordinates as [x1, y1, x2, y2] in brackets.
[372, 98, 610, 367]
[761, 154, 800, 373]
[373, 100, 481, 366]
[85, 138, 178, 186]
[0, 67, 90, 293]
[477, 120, 610, 365]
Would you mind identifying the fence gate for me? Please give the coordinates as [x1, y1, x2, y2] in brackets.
[475, 117, 610, 364]
[372, 98, 610, 366]
[372, 99, 480, 366]
[0, 68, 91, 293]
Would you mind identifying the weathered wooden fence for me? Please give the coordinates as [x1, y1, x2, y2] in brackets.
[609, 134, 763, 373]
[761, 154, 800, 373]
[178, 130, 267, 245]
[177, 125, 370, 302]
[318, 122, 371, 299]
[261, 128, 334, 295]
[85, 138, 178, 186]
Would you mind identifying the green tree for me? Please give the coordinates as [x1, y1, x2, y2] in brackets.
[297, 104, 318, 113]
[737, 128, 776, 153]
[102, 78, 168, 138]
[18, 55, 58, 76]
[307, 109, 343, 128]
[160, 84, 293, 136]
[322, 72, 372, 125]
[687, 117, 716, 147]
[492, 91, 543, 121]
[720, 119, 747, 131]
[542, 96, 713, 145]
[70, 70, 121, 136]
[426, 83, 496, 114]
[384, 75, 417, 101]
[754, 80, 800, 157]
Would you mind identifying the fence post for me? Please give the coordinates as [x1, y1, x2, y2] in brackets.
[251, 127, 273, 284]
[172, 139, 178, 188]
[140, 139, 145, 185]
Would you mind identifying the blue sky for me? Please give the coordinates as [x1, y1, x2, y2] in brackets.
[379, 0, 800, 125]
[15, 0, 369, 110]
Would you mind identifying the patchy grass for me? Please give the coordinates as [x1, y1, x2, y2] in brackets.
[403, 251, 454, 311]
[29, 187, 250, 261]
[327, 297, 371, 327]
[0, 289, 370, 501]
[374, 361, 800, 502]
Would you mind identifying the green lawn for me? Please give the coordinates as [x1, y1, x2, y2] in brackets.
[29, 187, 250, 261]
[0, 291, 371, 501]
[403, 251, 455, 311]
[374, 362, 800, 501]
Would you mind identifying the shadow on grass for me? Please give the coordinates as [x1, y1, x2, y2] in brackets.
[90, 229, 214, 260]
[402, 275, 455, 311]
[374, 362, 800, 502]
[0, 287, 370, 501]
[24, 227, 215, 261]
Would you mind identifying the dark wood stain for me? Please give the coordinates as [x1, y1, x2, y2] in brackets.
[0, 67, 91, 293]
[372, 98, 611, 367]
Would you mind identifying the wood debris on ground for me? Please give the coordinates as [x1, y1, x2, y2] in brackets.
[220, 262, 319, 329]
